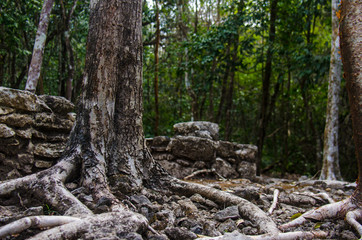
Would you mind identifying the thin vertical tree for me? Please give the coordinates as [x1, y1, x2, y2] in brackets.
[25, 0, 55, 92]
[154, 0, 160, 135]
[320, 0, 342, 180]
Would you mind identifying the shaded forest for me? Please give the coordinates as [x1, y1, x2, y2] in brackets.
[0, 0, 356, 180]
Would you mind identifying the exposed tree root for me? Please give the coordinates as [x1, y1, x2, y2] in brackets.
[169, 178, 280, 235]
[26, 211, 148, 240]
[279, 197, 357, 230]
[197, 230, 328, 240]
[267, 189, 279, 215]
[184, 168, 226, 180]
[0, 216, 80, 239]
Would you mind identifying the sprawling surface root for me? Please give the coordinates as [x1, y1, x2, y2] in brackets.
[169, 178, 280, 235]
[279, 197, 357, 230]
[25, 210, 148, 240]
[197, 230, 328, 240]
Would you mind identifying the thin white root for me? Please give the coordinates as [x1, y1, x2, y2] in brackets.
[268, 189, 280, 215]
[314, 192, 334, 203]
[279, 197, 356, 230]
[196, 230, 328, 240]
[346, 208, 362, 238]
[0, 215, 80, 239]
[184, 169, 226, 180]
[250, 230, 328, 240]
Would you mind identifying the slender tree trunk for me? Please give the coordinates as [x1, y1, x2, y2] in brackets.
[339, 0, 362, 201]
[256, 0, 278, 175]
[320, 0, 342, 180]
[154, 0, 160, 135]
[225, 38, 238, 141]
[25, 0, 55, 93]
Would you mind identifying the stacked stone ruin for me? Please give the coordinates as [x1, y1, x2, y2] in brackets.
[0, 87, 75, 181]
[0, 87, 257, 181]
[147, 121, 257, 180]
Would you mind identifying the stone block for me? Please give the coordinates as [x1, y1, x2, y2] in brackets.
[38, 95, 75, 114]
[168, 136, 216, 162]
[0, 124, 15, 138]
[34, 143, 66, 158]
[0, 113, 33, 127]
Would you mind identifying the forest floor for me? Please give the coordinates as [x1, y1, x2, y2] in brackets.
[0, 174, 359, 240]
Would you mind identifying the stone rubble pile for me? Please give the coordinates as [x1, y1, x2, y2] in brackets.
[0, 87, 75, 180]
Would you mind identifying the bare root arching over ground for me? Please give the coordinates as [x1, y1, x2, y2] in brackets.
[1, 0, 362, 239]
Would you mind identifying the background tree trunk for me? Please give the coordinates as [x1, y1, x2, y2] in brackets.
[256, 0, 278, 175]
[320, 0, 342, 180]
[154, 0, 160, 135]
[25, 0, 55, 93]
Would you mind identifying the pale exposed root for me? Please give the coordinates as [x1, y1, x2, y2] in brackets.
[346, 208, 362, 238]
[170, 179, 279, 234]
[0, 150, 93, 216]
[26, 210, 148, 240]
[196, 230, 328, 240]
[267, 189, 280, 215]
[314, 192, 334, 203]
[0, 216, 81, 239]
[279, 197, 356, 231]
[184, 169, 226, 180]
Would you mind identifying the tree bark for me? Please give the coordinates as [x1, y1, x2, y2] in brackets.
[320, 0, 342, 180]
[25, 0, 55, 93]
[339, 0, 362, 202]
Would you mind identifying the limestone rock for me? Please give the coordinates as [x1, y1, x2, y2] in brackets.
[38, 95, 75, 114]
[168, 136, 216, 162]
[0, 106, 15, 115]
[158, 160, 196, 179]
[15, 129, 32, 139]
[214, 205, 240, 222]
[0, 124, 15, 138]
[212, 158, 239, 179]
[237, 161, 256, 179]
[34, 143, 66, 158]
[34, 112, 74, 130]
[0, 113, 33, 127]
[173, 121, 219, 140]
[235, 144, 257, 163]
[35, 160, 53, 168]
[0, 87, 40, 112]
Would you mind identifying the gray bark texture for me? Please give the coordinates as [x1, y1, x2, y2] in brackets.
[339, 0, 362, 202]
[25, 0, 55, 92]
[320, 0, 342, 180]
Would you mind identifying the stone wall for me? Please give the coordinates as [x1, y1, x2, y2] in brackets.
[147, 121, 257, 180]
[0, 87, 75, 180]
[0, 87, 257, 181]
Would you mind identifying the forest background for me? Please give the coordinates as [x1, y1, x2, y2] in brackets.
[0, 0, 356, 181]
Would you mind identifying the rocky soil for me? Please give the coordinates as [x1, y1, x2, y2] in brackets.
[0, 175, 358, 240]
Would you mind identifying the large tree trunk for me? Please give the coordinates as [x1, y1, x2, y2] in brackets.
[339, 0, 362, 202]
[320, 0, 342, 180]
[25, 0, 55, 93]
[73, 0, 154, 196]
